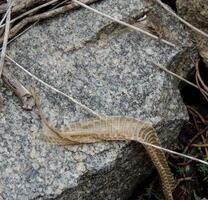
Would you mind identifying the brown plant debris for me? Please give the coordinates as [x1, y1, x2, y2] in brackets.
[2, 66, 34, 110]
[0, 0, 100, 45]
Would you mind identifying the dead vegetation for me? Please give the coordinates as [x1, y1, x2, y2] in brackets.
[1, 0, 208, 200]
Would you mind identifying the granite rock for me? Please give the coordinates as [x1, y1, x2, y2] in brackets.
[176, 0, 208, 63]
[0, 0, 196, 199]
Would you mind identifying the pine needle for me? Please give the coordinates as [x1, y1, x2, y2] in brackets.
[72, 0, 176, 48]
[155, 0, 208, 39]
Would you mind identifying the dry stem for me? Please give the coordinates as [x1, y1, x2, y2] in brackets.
[0, 0, 11, 76]
[2, 66, 34, 110]
[0, 0, 99, 44]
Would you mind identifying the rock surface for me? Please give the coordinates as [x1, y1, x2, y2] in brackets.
[0, 0, 196, 199]
[176, 0, 208, 63]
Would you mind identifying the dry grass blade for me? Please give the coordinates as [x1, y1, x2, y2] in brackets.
[0, 0, 99, 44]
[152, 62, 208, 98]
[155, 0, 208, 39]
[6, 54, 101, 118]
[0, 21, 38, 50]
[195, 71, 208, 102]
[0, 0, 11, 77]
[187, 105, 208, 125]
[72, 0, 176, 48]
[0, 0, 61, 29]
[184, 126, 208, 153]
[3, 0, 50, 15]
[192, 144, 208, 148]
[195, 60, 208, 96]
[0, 0, 14, 26]
[2, 67, 34, 110]
[0, 0, 69, 50]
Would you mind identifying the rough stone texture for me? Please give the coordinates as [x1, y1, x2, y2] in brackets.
[176, 0, 208, 63]
[0, 0, 196, 199]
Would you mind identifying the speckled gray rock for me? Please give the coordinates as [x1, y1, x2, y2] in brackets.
[176, 0, 208, 64]
[0, 0, 196, 199]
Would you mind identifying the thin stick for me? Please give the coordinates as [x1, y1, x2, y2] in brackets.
[0, 0, 14, 26]
[0, 0, 99, 44]
[141, 140, 208, 166]
[0, 0, 69, 50]
[0, 0, 61, 29]
[5, 54, 102, 119]
[195, 72, 208, 102]
[155, 0, 208, 39]
[184, 126, 208, 152]
[2, 67, 34, 110]
[0, 21, 38, 51]
[0, 0, 11, 77]
[72, 0, 176, 48]
[187, 105, 208, 125]
[196, 61, 208, 91]
[152, 62, 208, 97]
[192, 144, 208, 148]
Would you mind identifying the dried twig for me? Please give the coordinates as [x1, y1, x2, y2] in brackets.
[0, 21, 38, 51]
[187, 105, 208, 125]
[195, 60, 208, 102]
[2, 67, 34, 110]
[152, 62, 208, 98]
[0, 0, 50, 15]
[155, 0, 208, 39]
[201, 134, 208, 157]
[183, 126, 208, 153]
[195, 71, 208, 102]
[192, 143, 208, 148]
[0, 0, 11, 77]
[72, 0, 176, 48]
[0, 0, 69, 50]
[0, 0, 99, 44]
[0, 0, 61, 29]
[0, 0, 14, 26]
[175, 177, 192, 188]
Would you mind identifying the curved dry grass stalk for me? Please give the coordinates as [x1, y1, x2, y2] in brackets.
[0, 0, 99, 44]
[31, 88, 175, 200]
[152, 62, 208, 98]
[195, 71, 208, 102]
[0, 0, 11, 77]
[0, 0, 60, 29]
[72, 0, 176, 48]
[0, 0, 14, 26]
[195, 60, 208, 102]
[2, 67, 34, 110]
[0, 0, 50, 15]
[0, 0, 69, 50]
[187, 105, 208, 125]
[155, 0, 208, 39]
[192, 144, 208, 148]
